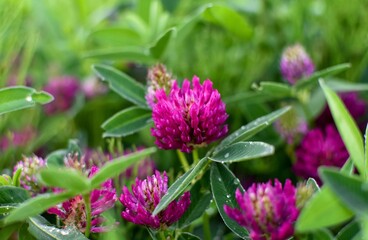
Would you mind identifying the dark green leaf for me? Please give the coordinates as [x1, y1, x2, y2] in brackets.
[27, 215, 88, 240]
[294, 63, 351, 90]
[90, 147, 156, 188]
[38, 168, 90, 192]
[149, 28, 175, 59]
[4, 191, 76, 224]
[309, 229, 334, 240]
[214, 106, 290, 154]
[210, 163, 249, 239]
[336, 220, 360, 240]
[92, 64, 148, 108]
[296, 186, 353, 232]
[153, 158, 210, 216]
[0, 87, 53, 115]
[210, 141, 274, 163]
[320, 80, 364, 174]
[0, 186, 29, 204]
[19, 223, 36, 240]
[84, 47, 154, 64]
[178, 232, 201, 240]
[320, 168, 368, 217]
[102, 106, 152, 137]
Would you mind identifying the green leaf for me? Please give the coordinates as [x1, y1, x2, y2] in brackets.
[294, 63, 351, 90]
[0, 87, 53, 115]
[253, 81, 292, 97]
[45, 150, 67, 167]
[306, 178, 320, 192]
[4, 191, 76, 224]
[309, 229, 334, 240]
[214, 106, 290, 154]
[149, 28, 175, 59]
[153, 158, 210, 216]
[336, 220, 360, 240]
[38, 168, 90, 192]
[0, 186, 29, 204]
[87, 27, 142, 47]
[202, 5, 252, 39]
[90, 147, 156, 189]
[365, 124, 368, 179]
[0, 175, 12, 186]
[320, 168, 368, 217]
[92, 64, 148, 108]
[178, 232, 201, 240]
[327, 79, 368, 92]
[341, 158, 354, 175]
[0, 223, 21, 240]
[210, 141, 274, 163]
[84, 47, 154, 64]
[210, 163, 249, 239]
[102, 106, 152, 137]
[320, 79, 364, 174]
[19, 223, 36, 240]
[12, 168, 22, 187]
[178, 181, 212, 228]
[296, 186, 353, 232]
[27, 215, 88, 240]
[66, 139, 82, 161]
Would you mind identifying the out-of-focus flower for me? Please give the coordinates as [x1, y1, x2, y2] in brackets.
[0, 127, 36, 151]
[293, 125, 349, 183]
[224, 179, 299, 240]
[145, 64, 174, 108]
[296, 183, 315, 209]
[43, 76, 80, 115]
[48, 166, 117, 233]
[7, 74, 33, 87]
[274, 108, 307, 144]
[119, 171, 190, 229]
[81, 77, 108, 99]
[151, 76, 228, 153]
[316, 92, 367, 129]
[13, 155, 47, 196]
[280, 44, 315, 84]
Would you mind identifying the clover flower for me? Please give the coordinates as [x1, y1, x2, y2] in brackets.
[43, 76, 80, 115]
[145, 64, 174, 108]
[293, 125, 349, 183]
[13, 155, 47, 196]
[0, 127, 36, 151]
[119, 171, 190, 229]
[224, 179, 299, 240]
[280, 44, 315, 84]
[151, 76, 228, 153]
[48, 166, 117, 233]
[274, 108, 307, 144]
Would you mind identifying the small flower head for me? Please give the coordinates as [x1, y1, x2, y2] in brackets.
[13, 155, 47, 196]
[48, 166, 117, 233]
[0, 127, 36, 151]
[145, 64, 174, 108]
[151, 76, 228, 153]
[43, 76, 80, 115]
[119, 171, 190, 229]
[296, 183, 315, 209]
[280, 44, 315, 84]
[274, 108, 307, 144]
[81, 76, 108, 99]
[224, 179, 299, 240]
[294, 125, 349, 183]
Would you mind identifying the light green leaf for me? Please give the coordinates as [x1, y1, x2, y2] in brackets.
[87, 27, 142, 47]
[253, 81, 292, 97]
[102, 106, 152, 138]
[92, 64, 148, 108]
[45, 150, 67, 167]
[149, 28, 175, 59]
[84, 47, 154, 64]
[38, 168, 90, 192]
[12, 168, 22, 187]
[320, 79, 364, 174]
[210, 141, 274, 163]
[90, 147, 156, 188]
[210, 163, 249, 239]
[153, 158, 210, 216]
[0, 186, 29, 204]
[327, 79, 368, 92]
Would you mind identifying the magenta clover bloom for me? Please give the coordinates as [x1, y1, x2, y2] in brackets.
[48, 166, 117, 233]
[43, 76, 80, 115]
[280, 44, 315, 84]
[294, 124, 349, 183]
[224, 179, 299, 240]
[119, 170, 190, 229]
[13, 155, 47, 196]
[151, 76, 228, 153]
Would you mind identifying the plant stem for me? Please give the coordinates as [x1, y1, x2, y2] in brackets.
[192, 149, 199, 164]
[202, 212, 211, 240]
[177, 150, 190, 172]
[83, 193, 92, 238]
[159, 230, 166, 240]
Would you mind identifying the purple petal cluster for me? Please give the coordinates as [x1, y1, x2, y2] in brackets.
[81, 77, 108, 99]
[13, 155, 47, 196]
[0, 127, 36, 151]
[43, 76, 80, 115]
[145, 64, 174, 108]
[280, 44, 315, 84]
[294, 125, 349, 183]
[48, 166, 117, 233]
[224, 179, 299, 240]
[151, 76, 228, 153]
[119, 171, 190, 229]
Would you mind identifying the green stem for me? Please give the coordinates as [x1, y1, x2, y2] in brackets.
[158, 230, 166, 240]
[192, 149, 199, 164]
[83, 193, 92, 238]
[177, 150, 190, 172]
[202, 212, 211, 240]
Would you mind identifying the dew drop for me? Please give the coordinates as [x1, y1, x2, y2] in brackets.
[224, 153, 229, 158]
[26, 96, 32, 102]
[226, 194, 231, 198]
[233, 178, 240, 185]
[218, 178, 222, 182]
[241, 126, 245, 130]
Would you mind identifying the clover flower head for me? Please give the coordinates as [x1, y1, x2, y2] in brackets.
[280, 44, 315, 84]
[224, 179, 299, 240]
[119, 170, 190, 229]
[274, 108, 307, 144]
[151, 76, 228, 153]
